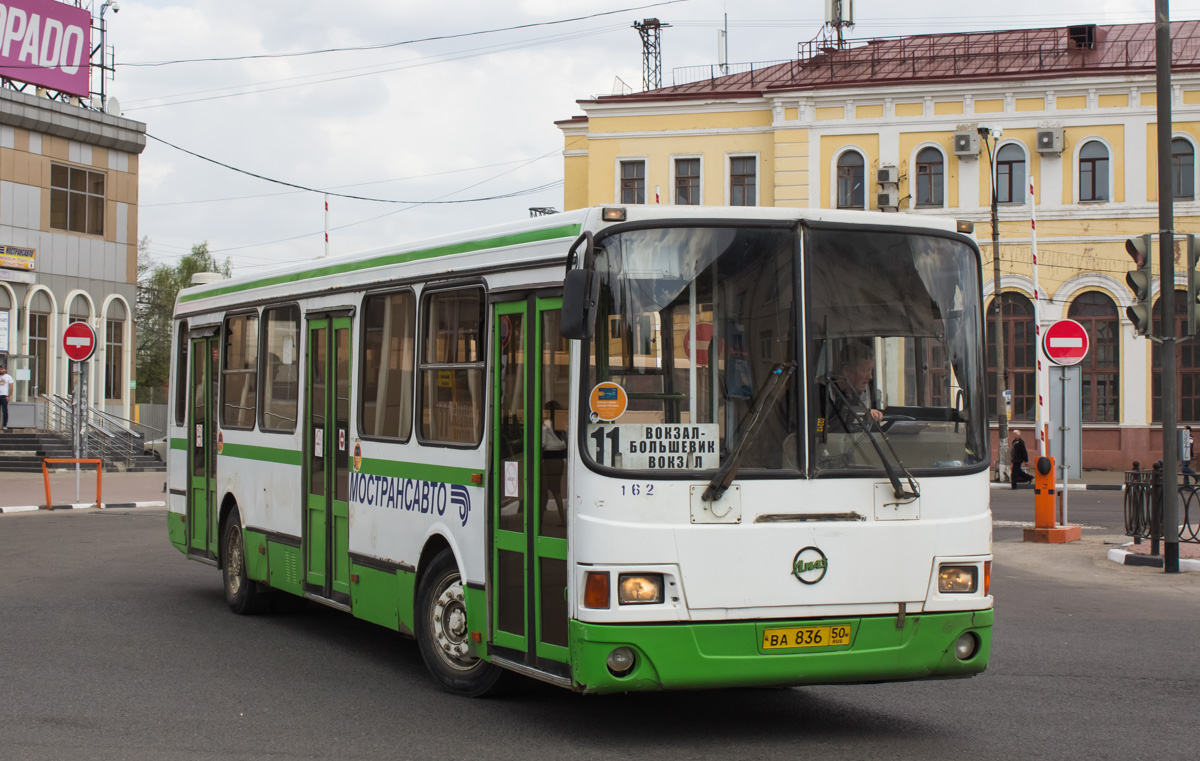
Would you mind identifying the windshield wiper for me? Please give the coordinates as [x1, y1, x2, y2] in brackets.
[826, 381, 920, 500]
[702, 362, 796, 503]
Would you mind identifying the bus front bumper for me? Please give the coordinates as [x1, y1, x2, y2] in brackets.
[569, 609, 992, 694]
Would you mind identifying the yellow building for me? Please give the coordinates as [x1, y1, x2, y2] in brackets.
[557, 22, 1200, 469]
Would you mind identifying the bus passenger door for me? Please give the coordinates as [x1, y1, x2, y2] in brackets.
[304, 316, 353, 605]
[491, 296, 569, 669]
[187, 336, 219, 561]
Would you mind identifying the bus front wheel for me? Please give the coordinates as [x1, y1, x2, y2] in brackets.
[221, 513, 271, 615]
[415, 549, 505, 697]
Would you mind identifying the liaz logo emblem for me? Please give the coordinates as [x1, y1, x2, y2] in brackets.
[792, 547, 829, 584]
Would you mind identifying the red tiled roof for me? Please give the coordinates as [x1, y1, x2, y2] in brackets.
[585, 22, 1200, 104]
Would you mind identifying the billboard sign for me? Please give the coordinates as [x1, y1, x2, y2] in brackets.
[0, 1, 91, 98]
[0, 244, 35, 270]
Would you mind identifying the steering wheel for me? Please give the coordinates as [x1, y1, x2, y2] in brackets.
[880, 414, 916, 432]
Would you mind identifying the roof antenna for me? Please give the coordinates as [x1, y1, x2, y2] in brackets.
[634, 18, 671, 90]
[825, 0, 855, 49]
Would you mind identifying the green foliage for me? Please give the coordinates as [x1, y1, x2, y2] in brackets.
[136, 239, 232, 390]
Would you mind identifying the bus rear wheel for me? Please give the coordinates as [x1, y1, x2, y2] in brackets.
[415, 549, 505, 697]
[222, 514, 271, 615]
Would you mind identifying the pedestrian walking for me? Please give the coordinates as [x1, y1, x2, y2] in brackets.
[1010, 429, 1033, 489]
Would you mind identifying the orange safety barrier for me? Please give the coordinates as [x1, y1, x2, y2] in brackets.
[42, 459, 104, 510]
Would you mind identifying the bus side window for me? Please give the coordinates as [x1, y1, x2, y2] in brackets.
[173, 320, 188, 426]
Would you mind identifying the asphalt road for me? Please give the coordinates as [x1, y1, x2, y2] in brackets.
[1, 504, 1197, 761]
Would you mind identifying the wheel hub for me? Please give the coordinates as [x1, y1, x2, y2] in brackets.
[432, 580, 474, 669]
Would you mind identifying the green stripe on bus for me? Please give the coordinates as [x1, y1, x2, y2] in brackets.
[170, 438, 187, 451]
[357, 458, 480, 487]
[219, 443, 303, 466]
[179, 224, 581, 303]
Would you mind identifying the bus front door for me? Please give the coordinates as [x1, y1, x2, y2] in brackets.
[187, 336, 219, 561]
[491, 296, 569, 671]
[304, 316, 352, 605]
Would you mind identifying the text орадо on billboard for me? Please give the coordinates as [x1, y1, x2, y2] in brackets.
[0, 1, 90, 98]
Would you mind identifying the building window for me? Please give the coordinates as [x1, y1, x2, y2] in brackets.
[1172, 138, 1195, 200]
[27, 292, 50, 399]
[361, 290, 416, 440]
[1068, 292, 1119, 423]
[1153, 290, 1200, 423]
[50, 163, 105, 235]
[419, 287, 485, 445]
[259, 304, 300, 433]
[986, 293, 1035, 422]
[730, 156, 756, 206]
[221, 312, 259, 429]
[619, 160, 645, 204]
[1079, 140, 1110, 202]
[915, 147, 944, 207]
[674, 158, 700, 205]
[105, 302, 126, 402]
[996, 144, 1026, 204]
[837, 151, 866, 209]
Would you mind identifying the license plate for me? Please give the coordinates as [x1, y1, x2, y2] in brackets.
[762, 624, 853, 650]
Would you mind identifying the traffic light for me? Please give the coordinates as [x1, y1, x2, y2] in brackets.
[1125, 234, 1154, 337]
[1189, 235, 1200, 338]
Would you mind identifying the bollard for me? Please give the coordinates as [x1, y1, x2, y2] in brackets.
[1024, 454, 1082, 543]
[1033, 456, 1055, 529]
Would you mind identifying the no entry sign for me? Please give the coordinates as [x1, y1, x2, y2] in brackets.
[63, 321, 97, 362]
[1041, 319, 1089, 366]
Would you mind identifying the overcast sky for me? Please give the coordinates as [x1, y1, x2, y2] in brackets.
[113, 0, 1182, 276]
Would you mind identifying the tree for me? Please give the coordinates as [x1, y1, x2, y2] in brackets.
[136, 240, 231, 391]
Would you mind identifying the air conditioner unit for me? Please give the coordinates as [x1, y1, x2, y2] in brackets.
[877, 166, 898, 184]
[877, 189, 899, 210]
[1036, 128, 1064, 154]
[953, 131, 980, 157]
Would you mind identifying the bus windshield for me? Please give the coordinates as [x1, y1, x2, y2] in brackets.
[584, 225, 797, 473]
[808, 226, 988, 475]
[582, 223, 987, 478]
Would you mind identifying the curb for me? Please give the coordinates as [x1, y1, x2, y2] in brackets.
[991, 482, 1123, 491]
[1107, 545, 1200, 571]
[0, 501, 166, 514]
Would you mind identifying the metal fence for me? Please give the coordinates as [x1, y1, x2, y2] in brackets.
[1124, 465, 1200, 546]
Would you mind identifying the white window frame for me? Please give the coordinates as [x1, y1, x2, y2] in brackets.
[908, 143, 948, 210]
[725, 152, 759, 207]
[1073, 137, 1115, 204]
[669, 154, 704, 206]
[994, 140, 1029, 206]
[614, 156, 649, 205]
[830, 146, 868, 210]
[1170, 131, 1198, 202]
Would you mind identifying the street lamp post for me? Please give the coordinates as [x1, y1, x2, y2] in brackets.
[980, 126, 1010, 481]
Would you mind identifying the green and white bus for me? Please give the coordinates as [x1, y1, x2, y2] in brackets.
[167, 205, 993, 696]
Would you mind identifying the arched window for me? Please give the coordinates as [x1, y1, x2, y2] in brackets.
[27, 290, 52, 399]
[837, 151, 865, 209]
[1153, 290, 1200, 422]
[1068, 292, 1120, 422]
[1172, 138, 1195, 200]
[67, 295, 90, 396]
[996, 144, 1026, 204]
[986, 293, 1036, 421]
[105, 300, 126, 402]
[915, 147, 944, 207]
[1079, 141, 1110, 202]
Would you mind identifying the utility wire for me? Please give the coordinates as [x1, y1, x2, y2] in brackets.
[120, 0, 693, 67]
[147, 133, 559, 204]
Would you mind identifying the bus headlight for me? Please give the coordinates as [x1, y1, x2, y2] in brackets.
[938, 565, 978, 593]
[617, 573, 663, 604]
[953, 633, 980, 660]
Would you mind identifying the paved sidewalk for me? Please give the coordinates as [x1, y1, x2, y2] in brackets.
[991, 468, 1126, 491]
[0, 470, 167, 512]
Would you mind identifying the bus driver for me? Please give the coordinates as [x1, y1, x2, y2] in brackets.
[825, 342, 884, 431]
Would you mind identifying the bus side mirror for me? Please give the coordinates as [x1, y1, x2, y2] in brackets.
[561, 269, 599, 340]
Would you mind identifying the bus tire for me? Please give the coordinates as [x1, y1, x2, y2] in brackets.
[222, 513, 271, 615]
[415, 549, 505, 697]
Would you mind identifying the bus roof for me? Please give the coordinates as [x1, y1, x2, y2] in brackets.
[173, 206, 964, 317]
